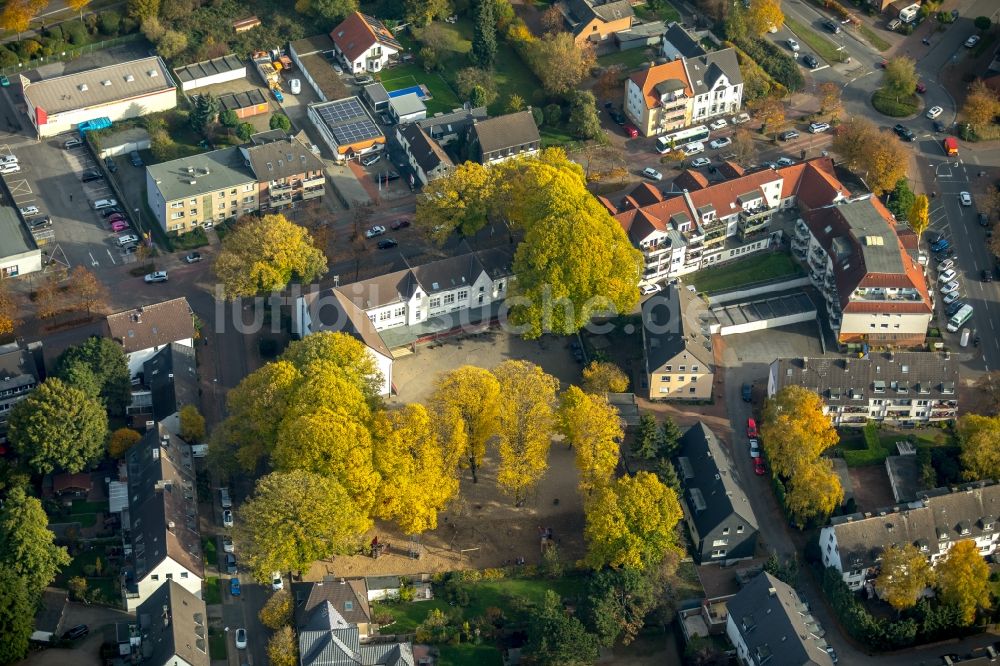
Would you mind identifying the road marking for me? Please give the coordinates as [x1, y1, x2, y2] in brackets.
[105, 249, 117, 265]
[88, 252, 99, 267]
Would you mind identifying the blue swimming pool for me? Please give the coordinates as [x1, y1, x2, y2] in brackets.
[387, 84, 429, 100]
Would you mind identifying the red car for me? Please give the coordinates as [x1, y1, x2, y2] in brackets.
[747, 417, 758, 439]
[753, 457, 766, 476]
[390, 219, 410, 230]
[623, 124, 639, 138]
[107, 213, 127, 223]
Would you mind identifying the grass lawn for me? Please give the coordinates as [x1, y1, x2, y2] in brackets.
[55, 548, 103, 586]
[673, 560, 705, 600]
[871, 89, 919, 117]
[634, 1, 681, 23]
[202, 537, 218, 568]
[86, 577, 118, 605]
[439, 643, 504, 666]
[540, 126, 579, 149]
[598, 47, 657, 71]
[486, 41, 543, 116]
[374, 599, 452, 633]
[204, 576, 222, 605]
[380, 63, 464, 115]
[858, 24, 891, 52]
[208, 627, 227, 660]
[689, 252, 803, 294]
[69, 500, 106, 515]
[784, 16, 848, 63]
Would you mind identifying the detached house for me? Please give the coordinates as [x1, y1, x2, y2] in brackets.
[726, 572, 835, 666]
[298, 600, 413, 666]
[676, 423, 758, 563]
[640, 286, 714, 400]
[119, 425, 203, 611]
[822, 482, 1000, 591]
[768, 352, 960, 427]
[330, 12, 402, 74]
[557, 0, 634, 46]
[105, 298, 195, 378]
[294, 578, 374, 639]
[795, 196, 933, 346]
[624, 47, 743, 137]
[468, 110, 541, 164]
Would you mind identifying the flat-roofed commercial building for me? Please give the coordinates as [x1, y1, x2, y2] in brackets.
[21, 56, 177, 138]
[0, 206, 41, 278]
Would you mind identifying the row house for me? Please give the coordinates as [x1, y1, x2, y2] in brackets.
[600, 157, 849, 284]
[624, 46, 743, 137]
[768, 352, 959, 427]
[294, 247, 515, 395]
[821, 482, 1000, 591]
[794, 196, 933, 346]
[116, 425, 204, 611]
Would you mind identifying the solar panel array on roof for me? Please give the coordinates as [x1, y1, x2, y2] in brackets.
[315, 98, 381, 145]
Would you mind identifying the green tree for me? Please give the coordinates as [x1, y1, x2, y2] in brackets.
[298, 0, 358, 21]
[127, 0, 160, 21]
[936, 539, 991, 625]
[8, 379, 108, 475]
[0, 486, 70, 598]
[584, 567, 657, 646]
[525, 590, 600, 666]
[236, 122, 255, 141]
[567, 90, 603, 140]
[557, 386, 622, 494]
[219, 109, 239, 128]
[0, 567, 33, 664]
[214, 213, 328, 298]
[724, 2, 748, 41]
[525, 32, 595, 95]
[584, 471, 682, 570]
[875, 543, 936, 611]
[269, 113, 292, 131]
[494, 360, 559, 504]
[883, 56, 918, 100]
[886, 178, 916, 220]
[581, 360, 629, 394]
[427, 365, 501, 482]
[404, 0, 451, 26]
[190, 93, 220, 133]
[659, 416, 682, 458]
[156, 30, 188, 60]
[633, 413, 661, 460]
[471, 0, 497, 69]
[974, 16, 991, 31]
[55, 336, 131, 415]
[239, 470, 371, 582]
[179, 405, 206, 443]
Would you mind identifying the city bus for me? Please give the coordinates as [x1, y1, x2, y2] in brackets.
[946, 304, 974, 333]
[656, 125, 711, 153]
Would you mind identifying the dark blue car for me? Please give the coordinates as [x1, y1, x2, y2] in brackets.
[931, 238, 951, 252]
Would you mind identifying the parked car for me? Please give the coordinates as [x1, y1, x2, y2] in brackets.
[101, 206, 124, 217]
[18, 205, 39, 216]
[0, 75, 9, 87]
[0, 163, 20, 174]
[803, 54, 819, 69]
[0, 154, 18, 165]
[81, 169, 104, 182]
[980, 213, 990, 227]
[732, 113, 751, 124]
[933, 120, 945, 132]
[709, 137, 731, 149]
[893, 124, 916, 141]
[641, 167, 663, 181]
[360, 152, 382, 167]
[741, 383, 752, 402]
[377, 238, 398, 249]
[92, 198, 117, 210]
[129, 150, 143, 167]
[117, 234, 139, 246]
[786, 38, 800, 52]
[28, 216, 52, 229]
[225, 553, 237, 575]
[184, 252, 202, 263]
[609, 109, 626, 125]
[111, 221, 129, 233]
[940, 280, 960, 294]
[623, 124, 639, 138]
[938, 268, 957, 283]
[823, 19, 841, 33]
[289, 78, 301, 94]
[887, 18, 901, 30]
[144, 271, 168, 283]
[938, 258, 955, 272]
[690, 157, 711, 168]
[271, 572, 284, 591]
[682, 141, 705, 155]
[776, 157, 795, 167]
[354, 74, 373, 85]
[943, 290, 961, 305]
[272, 88, 284, 102]
[230, 577, 241, 597]
[926, 106, 943, 119]
[235, 628, 248, 650]
[754, 457, 766, 475]
[931, 238, 951, 252]
[960, 191, 972, 206]
[640, 283, 662, 296]
[365, 225, 386, 238]
[107, 213, 127, 223]
[708, 118, 728, 130]
[982, 269, 994, 283]
[223, 509, 233, 527]
[62, 624, 89, 641]
[749, 439, 760, 458]
[390, 219, 410, 230]
[222, 536, 234, 553]
[965, 35, 980, 48]
[808, 122, 830, 133]
[945, 300, 966, 316]
[63, 137, 82, 149]
[104, 156, 118, 173]
[779, 130, 799, 141]
[747, 418, 758, 438]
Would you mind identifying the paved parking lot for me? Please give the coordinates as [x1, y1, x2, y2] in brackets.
[1, 137, 139, 273]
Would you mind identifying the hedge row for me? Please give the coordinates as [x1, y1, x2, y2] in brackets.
[734, 37, 805, 93]
[0, 13, 137, 68]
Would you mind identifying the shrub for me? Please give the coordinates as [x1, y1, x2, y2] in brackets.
[0, 48, 17, 68]
[269, 114, 291, 131]
[62, 20, 88, 45]
[98, 10, 122, 35]
[544, 103, 563, 126]
[871, 89, 918, 117]
[735, 37, 804, 92]
[236, 122, 254, 141]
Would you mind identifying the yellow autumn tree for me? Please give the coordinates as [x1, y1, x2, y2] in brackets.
[220, 360, 301, 471]
[746, 0, 783, 36]
[963, 80, 1000, 128]
[832, 117, 880, 173]
[908, 194, 930, 239]
[581, 361, 629, 394]
[267, 626, 298, 666]
[214, 214, 328, 299]
[784, 459, 843, 527]
[557, 386, 622, 494]
[372, 404, 459, 534]
[493, 360, 559, 504]
[426, 366, 501, 482]
[0, 0, 38, 36]
[875, 544, 936, 611]
[936, 540, 991, 625]
[866, 131, 909, 196]
[67, 0, 92, 19]
[108, 428, 142, 459]
[414, 162, 495, 245]
[0, 280, 20, 336]
[753, 96, 786, 140]
[760, 385, 839, 479]
[958, 414, 1000, 481]
[584, 471, 682, 570]
[258, 589, 292, 630]
[178, 405, 205, 443]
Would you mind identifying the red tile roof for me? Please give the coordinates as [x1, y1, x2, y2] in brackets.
[843, 300, 932, 314]
[330, 12, 401, 63]
[628, 61, 692, 110]
[673, 169, 709, 191]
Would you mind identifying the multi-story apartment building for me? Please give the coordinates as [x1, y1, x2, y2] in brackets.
[0, 341, 39, 441]
[147, 132, 325, 231]
[821, 482, 1000, 591]
[242, 130, 326, 210]
[768, 352, 959, 427]
[624, 48, 743, 137]
[118, 425, 203, 611]
[795, 195, 933, 346]
[601, 157, 849, 284]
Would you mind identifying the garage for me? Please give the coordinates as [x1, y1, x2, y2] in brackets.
[173, 54, 247, 93]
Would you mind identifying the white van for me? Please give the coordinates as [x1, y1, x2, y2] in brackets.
[92, 198, 117, 210]
[0, 154, 18, 165]
[682, 141, 705, 155]
[116, 233, 139, 246]
[946, 304, 973, 333]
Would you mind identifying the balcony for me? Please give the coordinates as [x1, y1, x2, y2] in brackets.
[301, 175, 325, 188]
[808, 254, 827, 275]
[269, 181, 292, 195]
[794, 219, 810, 238]
[302, 186, 324, 200]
